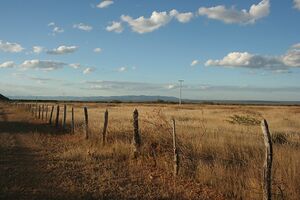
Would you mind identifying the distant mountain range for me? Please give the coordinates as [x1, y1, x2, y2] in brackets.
[7, 95, 300, 105]
[9, 95, 180, 102]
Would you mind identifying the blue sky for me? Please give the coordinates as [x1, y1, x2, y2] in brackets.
[0, 0, 300, 100]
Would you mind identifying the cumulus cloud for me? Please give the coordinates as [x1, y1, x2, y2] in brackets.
[117, 66, 127, 72]
[69, 63, 81, 69]
[191, 60, 199, 67]
[20, 60, 66, 71]
[32, 46, 44, 54]
[53, 27, 64, 33]
[198, 0, 270, 24]
[294, 0, 300, 10]
[167, 84, 176, 89]
[120, 9, 196, 34]
[282, 48, 300, 67]
[121, 11, 172, 34]
[205, 43, 300, 70]
[94, 48, 102, 53]
[48, 22, 55, 26]
[0, 61, 15, 68]
[0, 40, 24, 53]
[97, 0, 114, 8]
[170, 9, 194, 23]
[47, 45, 78, 55]
[73, 23, 93, 32]
[292, 43, 300, 49]
[48, 22, 64, 35]
[106, 21, 124, 33]
[83, 67, 96, 74]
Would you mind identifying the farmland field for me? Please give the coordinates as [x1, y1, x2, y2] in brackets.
[0, 102, 299, 200]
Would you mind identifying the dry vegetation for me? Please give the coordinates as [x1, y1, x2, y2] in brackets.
[1, 102, 300, 199]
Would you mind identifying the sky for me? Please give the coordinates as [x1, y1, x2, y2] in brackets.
[0, 0, 300, 101]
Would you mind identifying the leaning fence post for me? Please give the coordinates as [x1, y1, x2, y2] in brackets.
[261, 119, 273, 200]
[55, 105, 60, 128]
[71, 107, 75, 134]
[172, 118, 179, 176]
[49, 105, 54, 125]
[102, 109, 109, 145]
[132, 109, 141, 158]
[84, 107, 89, 139]
[63, 105, 67, 130]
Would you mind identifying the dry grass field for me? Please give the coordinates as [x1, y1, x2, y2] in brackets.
[1, 102, 299, 199]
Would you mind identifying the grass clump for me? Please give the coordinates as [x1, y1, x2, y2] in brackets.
[227, 114, 260, 126]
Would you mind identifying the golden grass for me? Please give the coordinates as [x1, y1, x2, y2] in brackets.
[2, 102, 300, 199]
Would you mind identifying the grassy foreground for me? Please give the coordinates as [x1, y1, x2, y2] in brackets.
[1, 102, 299, 199]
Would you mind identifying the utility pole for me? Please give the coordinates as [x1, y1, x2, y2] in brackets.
[178, 80, 184, 105]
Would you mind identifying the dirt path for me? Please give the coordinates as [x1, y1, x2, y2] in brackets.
[0, 103, 75, 200]
[0, 103, 223, 200]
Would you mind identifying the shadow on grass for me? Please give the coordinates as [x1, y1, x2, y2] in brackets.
[0, 120, 68, 135]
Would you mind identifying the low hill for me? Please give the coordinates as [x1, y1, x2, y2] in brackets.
[0, 94, 9, 101]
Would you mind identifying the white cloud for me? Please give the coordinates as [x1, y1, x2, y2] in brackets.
[48, 22, 64, 35]
[73, 23, 93, 32]
[48, 22, 55, 26]
[282, 49, 300, 67]
[205, 43, 300, 70]
[198, 0, 270, 24]
[167, 84, 176, 89]
[97, 0, 114, 8]
[120, 9, 195, 34]
[94, 48, 102, 53]
[106, 21, 123, 33]
[83, 67, 96, 74]
[69, 63, 81, 69]
[294, 0, 300, 10]
[121, 11, 172, 34]
[292, 43, 300, 49]
[32, 46, 44, 54]
[170, 9, 194, 23]
[117, 66, 127, 72]
[191, 60, 199, 66]
[53, 27, 64, 34]
[0, 40, 24, 53]
[47, 45, 78, 55]
[0, 61, 15, 68]
[20, 60, 66, 71]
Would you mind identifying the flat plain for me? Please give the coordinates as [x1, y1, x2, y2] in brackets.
[0, 102, 299, 199]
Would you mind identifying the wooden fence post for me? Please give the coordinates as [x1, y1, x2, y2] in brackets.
[49, 105, 54, 124]
[55, 105, 60, 128]
[42, 105, 44, 120]
[45, 105, 48, 121]
[102, 109, 109, 145]
[31, 104, 35, 116]
[84, 107, 89, 139]
[63, 105, 67, 130]
[38, 105, 41, 119]
[71, 107, 75, 134]
[132, 109, 141, 158]
[261, 119, 273, 200]
[35, 103, 38, 118]
[172, 119, 179, 176]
